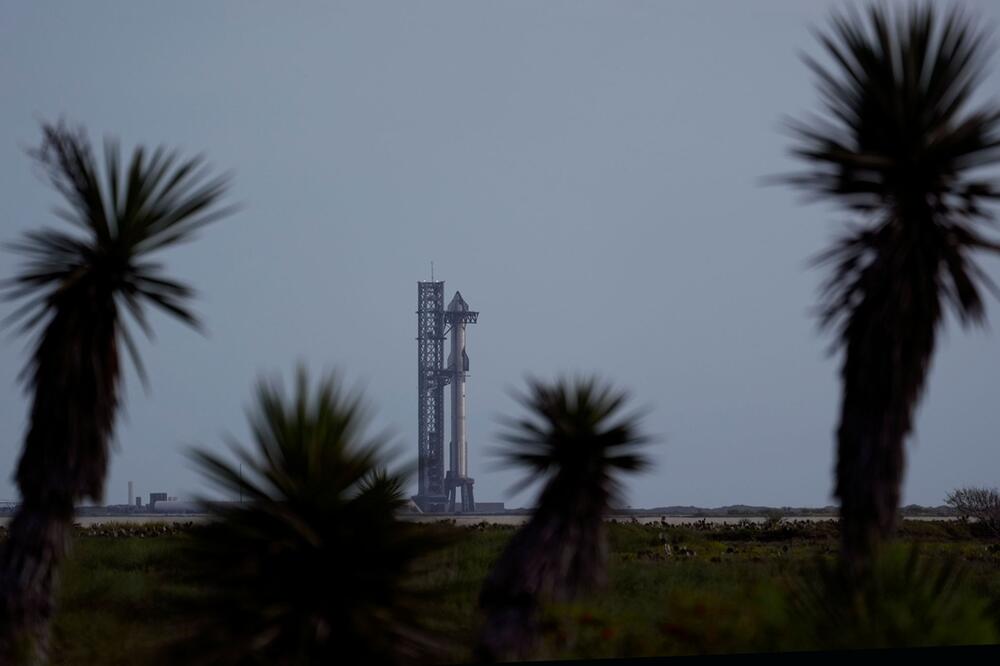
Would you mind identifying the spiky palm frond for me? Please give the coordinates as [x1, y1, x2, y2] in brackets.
[499, 377, 651, 509]
[477, 377, 650, 662]
[6, 122, 234, 386]
[177, 367, 450, 666]
[784, 3, 1000, 570]
[786, 2, 1000, 334]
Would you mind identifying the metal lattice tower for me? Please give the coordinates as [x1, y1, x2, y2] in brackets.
[415, 281, 448, 511]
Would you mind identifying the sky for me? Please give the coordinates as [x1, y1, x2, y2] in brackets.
[2, 0, 1000, 509]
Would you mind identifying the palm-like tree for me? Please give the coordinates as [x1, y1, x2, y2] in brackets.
[476, 377, 650, 662]
[784, 4, 1000, 573]
[0, 122, 232, 660]
[176, 368, 450, 665]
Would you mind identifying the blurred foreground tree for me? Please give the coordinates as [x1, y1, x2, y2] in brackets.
[783, 3, 1000, 574]
[176, 368, 451, 665]
[0, 122, 231, 662]
[476, 377, 651, 662]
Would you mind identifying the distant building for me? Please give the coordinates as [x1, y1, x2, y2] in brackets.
[149, 492, 168, 508]
[135, 497, 142, 508]
[152, 501, 200, 514]
[474, 502, 505, 513]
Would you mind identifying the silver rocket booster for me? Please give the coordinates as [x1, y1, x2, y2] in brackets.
[447, 291, 472, 479]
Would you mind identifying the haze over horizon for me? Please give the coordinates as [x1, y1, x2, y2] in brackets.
[3, 1, 1000, 510]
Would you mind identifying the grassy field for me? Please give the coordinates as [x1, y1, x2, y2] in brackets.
[47, 519, 1000, 664]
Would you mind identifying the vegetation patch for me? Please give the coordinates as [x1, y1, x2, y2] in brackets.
[46, 521, 1000, 664]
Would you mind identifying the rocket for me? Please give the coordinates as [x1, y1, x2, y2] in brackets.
[447, 291, 472, 480]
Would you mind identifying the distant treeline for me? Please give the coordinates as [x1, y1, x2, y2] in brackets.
[490, 504, 958, 518]
[607, 505, 957, 518]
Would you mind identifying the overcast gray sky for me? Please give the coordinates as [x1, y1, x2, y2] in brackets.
[2, 0, 1000, 509]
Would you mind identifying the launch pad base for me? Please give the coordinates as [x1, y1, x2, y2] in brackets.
[445, 473, 475, 513]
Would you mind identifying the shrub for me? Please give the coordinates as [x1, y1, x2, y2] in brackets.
[945, 487, 1000, 537]
[787, 545, 999, 649]
[173, 368, 452, 665]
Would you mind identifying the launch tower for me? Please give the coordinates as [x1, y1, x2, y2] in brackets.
[414, 280, 478, 512]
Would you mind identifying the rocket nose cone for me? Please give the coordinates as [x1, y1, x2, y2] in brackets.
[447, 291, 469, 312]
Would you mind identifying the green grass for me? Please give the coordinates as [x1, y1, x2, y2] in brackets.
[52, 536, 190, 666]
[46, 520, 1000, 664]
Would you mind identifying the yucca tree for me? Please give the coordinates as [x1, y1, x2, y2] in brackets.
[783, 3, 1000, 573]
[176, 367, 451, 665]
[476, 377, 650, 662]
[0, 122, 231, 660]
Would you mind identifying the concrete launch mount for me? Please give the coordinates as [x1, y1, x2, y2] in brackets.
[414, 280, 478, 513]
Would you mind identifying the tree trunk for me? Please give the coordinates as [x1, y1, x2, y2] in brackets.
[835, 242, 938, 576]
[0, 501, 73, 663]
[0, 295, 120, 662]
[476, 484, 607, 662]
[835, 388, 909, 576]
[475, 519, 552, 663]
